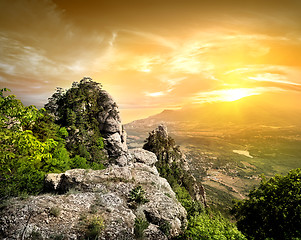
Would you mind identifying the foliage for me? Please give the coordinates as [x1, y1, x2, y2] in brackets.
[177, 209, 247, 240]
[143, 127, 246, 240]
[84, 215, 105, 239]
[159, 220, 171, 236]
[143, 128, 199, 205]
[45, 77, 106, 167]
[128, 185, 149, 204]
[134, 217, 149, 239]
[0, 89, 70, 199]
[174, 184, 203, 217]
[70, 155, 89, 169]
[0, 84, 106, 199]
[231, 168, 301, 240]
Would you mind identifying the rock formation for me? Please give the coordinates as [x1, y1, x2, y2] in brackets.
[0, 80, 190, 240]
[143, 124, 207, 206]
[45, 77, 128, 166]
[1, 155, 186, 239]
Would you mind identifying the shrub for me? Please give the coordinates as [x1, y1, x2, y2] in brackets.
[159, 220, 171, 236]
[49, 207, 61, 217]
[0, 89, 71, 199]
[178, 209, 246, 240]
[128, 186, 149, 204]
[85, 216, 105, 239]
[134, 217, 149, 239]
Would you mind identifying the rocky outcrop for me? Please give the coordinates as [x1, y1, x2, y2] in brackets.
[45, 78, 128, 166]
[143, 124, 207, 206]
[0, 79, 204, 239]
[1, 163, 187, 239]
[96, 89, 128, 162]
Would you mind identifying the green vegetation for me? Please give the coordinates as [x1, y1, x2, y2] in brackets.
[182, 210, 247, 240]
[0, 88, 70, 198]
[45, 77, 107, 167]
[128, 185, 149, 204]
[159, 220, 171, 236]
[84, 216, 105, 239]
[143, 128, 246, 239]
[0, 79, 107, 200]
[134, 217, 149, 239]
[143, 127, 201, 205]
[173, 185, 246, 239]
[231, 168, 301, 240]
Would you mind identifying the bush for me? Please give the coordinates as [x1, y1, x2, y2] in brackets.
[49, 207, 61, 217]
[128, 186, 149, 204]
[70, 155, 89, 169]
[231, 168, 301, 240]
[178, 209, 246, 240]
[159, 220, 171, 236]
[85, 216, 105, 239]
[134, 217, 149, 239]
[0, 89, 71, 199]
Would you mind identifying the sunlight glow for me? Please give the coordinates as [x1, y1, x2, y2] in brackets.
[220, 88, 259, 102]
[194, 88, 263, 103]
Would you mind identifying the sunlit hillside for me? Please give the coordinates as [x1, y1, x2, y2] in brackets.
[125, 93, 301, 210]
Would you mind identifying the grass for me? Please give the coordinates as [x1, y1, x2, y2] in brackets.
[49, 207, 61, 217]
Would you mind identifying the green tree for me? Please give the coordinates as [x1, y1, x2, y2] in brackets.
[0, 89, 70, 198]
[45, 78, 106, 167]
[231, 168, 301, 240]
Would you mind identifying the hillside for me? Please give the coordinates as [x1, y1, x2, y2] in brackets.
[125, 94, 301, 210]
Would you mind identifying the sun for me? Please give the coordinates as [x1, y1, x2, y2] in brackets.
[220, 88, 260, 102]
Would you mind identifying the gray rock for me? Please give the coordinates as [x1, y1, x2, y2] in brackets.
[129, 148, 158, 166]
[1, 166, 187, 239]
[105, 133, 128, 161]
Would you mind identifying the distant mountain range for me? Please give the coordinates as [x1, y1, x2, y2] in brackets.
[126, 93, 301, 130]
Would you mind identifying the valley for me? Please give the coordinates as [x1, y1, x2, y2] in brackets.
[125, 119, 301, 212]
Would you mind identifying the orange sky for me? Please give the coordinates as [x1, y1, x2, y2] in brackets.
[1, 0, 301, 123]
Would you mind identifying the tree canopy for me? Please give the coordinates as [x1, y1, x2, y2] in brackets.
[231, 168, 301, 240]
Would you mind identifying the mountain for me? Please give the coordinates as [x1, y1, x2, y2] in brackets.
[127, 93, 301, 130]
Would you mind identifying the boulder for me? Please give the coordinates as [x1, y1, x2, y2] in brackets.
[129, 148, 158, 166]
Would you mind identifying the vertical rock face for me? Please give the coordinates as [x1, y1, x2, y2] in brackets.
[143, 124, 207, 206]
[96, 90, 128, 165]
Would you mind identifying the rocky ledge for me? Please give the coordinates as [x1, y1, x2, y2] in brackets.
[0, 149, 187, 240]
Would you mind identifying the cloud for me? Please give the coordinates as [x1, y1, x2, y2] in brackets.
[145, 91, 165, 97]
[1, 0, 301, 116]
[248, 73, 301, 86]
[0, 0, 117, 105]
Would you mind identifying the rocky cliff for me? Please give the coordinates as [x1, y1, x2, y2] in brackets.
[143, 124, 207, 206]
[0, 80, 188, 240]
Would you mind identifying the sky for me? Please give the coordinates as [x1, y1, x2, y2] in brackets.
[1, 0, 301, 123]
